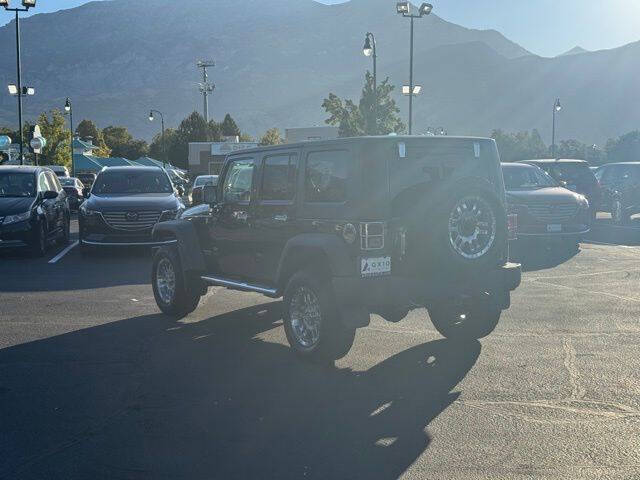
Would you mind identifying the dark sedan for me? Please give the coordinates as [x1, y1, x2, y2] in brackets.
[79, 166, 185, 250]
[0, 166, 71, 256]
[502, 163, 591, 250]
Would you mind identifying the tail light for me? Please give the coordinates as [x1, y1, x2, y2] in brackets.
[507, 214, 518, 241]
[360, 222, 385, 250]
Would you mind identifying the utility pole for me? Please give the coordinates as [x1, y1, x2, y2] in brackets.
[197, 60, 215, 122]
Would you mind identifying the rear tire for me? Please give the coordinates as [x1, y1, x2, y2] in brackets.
[152, 247, 201, 319]
[428, 294, 502, 340]
[283, 270, 356, 362]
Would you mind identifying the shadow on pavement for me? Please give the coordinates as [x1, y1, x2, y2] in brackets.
[0, 246, 153, 293]
[511, 241, 580, 273]
[586, 217, 640, 246]
[0, 303, 480, 479]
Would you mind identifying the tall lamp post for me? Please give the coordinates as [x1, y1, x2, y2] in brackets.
[363, 32, 377, 133]
[396, 1, 432, 135]
[149, 110, 166, 169]
[552, 98, 562, 158]
[1, 0, 37, 164]
[64, 98, 74, 176]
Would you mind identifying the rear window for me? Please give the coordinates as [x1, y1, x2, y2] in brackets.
[543, 163, 595, 184]
[304, 150, 348, 203]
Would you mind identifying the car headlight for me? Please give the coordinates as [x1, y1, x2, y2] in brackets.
[160, 207, 184, 221]
[2, 210, 31, 225]
[79, 204, 100, 216]
[577, 195, 590, 209]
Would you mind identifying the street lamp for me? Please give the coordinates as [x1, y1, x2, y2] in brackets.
[149, 109, 166, 169]
[396, 2, 433, 135]
[64, 98, 74, 176]
[1, 0, 37, 165]
[402, 85, 422, 96]
[363, 32, 377, 133]
[552, 98, 562, 158]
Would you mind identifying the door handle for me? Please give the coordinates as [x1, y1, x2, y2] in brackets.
[273, 214, 288, 222]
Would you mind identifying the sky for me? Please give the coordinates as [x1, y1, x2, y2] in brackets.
[1, 0, 640, 57]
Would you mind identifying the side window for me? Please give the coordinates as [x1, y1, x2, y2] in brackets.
[223, 158, 255, 203]
[38, 173, 50, 192]
[262, 153, 298, 201]
[46, 172, 62, 192]
[304, 150, 349, 203]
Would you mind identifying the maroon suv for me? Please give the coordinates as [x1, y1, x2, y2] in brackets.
[502, 163, 591, 249]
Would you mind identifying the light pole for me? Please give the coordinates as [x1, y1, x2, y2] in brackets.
[64, 98, 74, 176]
[363, 32, 377, 133]
[396, 2, 432, 135]
[1, 0, 37, 164]
[149, 110, 166, 169]
[552, 98, 562, 158]
[197, 60, 215, 122]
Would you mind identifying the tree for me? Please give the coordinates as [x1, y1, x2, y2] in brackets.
[323, 71, 405, 137]
[75, 119, 111, 157]
[556, 139, 588, 159]
[221, 114, 241, 137]
[38, 109, 72, 167]
[260, 128, 283, 146]
[605, 130, 640, 163]
[102, 125, 148, 159]
[490, 129, 548, 162]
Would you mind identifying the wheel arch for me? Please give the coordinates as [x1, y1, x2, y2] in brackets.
[152, 220, 205, 273]
[276, 234, 353, 292]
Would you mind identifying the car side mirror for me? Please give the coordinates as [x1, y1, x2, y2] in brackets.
[191, 186, 203, 206]
[82, 187, 91, 198]
[203, 184, 217, 205]
[43, 190, 58, 200]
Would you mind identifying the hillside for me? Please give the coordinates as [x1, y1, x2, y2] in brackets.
[0, 0, 637, 146]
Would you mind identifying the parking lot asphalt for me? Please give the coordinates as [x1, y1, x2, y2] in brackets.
[1, 218, 639, 479]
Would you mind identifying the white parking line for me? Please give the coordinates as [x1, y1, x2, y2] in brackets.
[48, 241, 79, 264]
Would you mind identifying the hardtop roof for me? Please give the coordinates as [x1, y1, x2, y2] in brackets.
[227, 135, 494, 157]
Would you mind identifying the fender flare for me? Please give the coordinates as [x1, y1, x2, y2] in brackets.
[275, 233, 353, 289]
[152, 220, 205, 273]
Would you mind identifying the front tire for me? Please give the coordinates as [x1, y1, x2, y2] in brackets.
[152, 247, 201, 318]
[30, 221, 47, 257]
[283, 270, 355, 362]
[428, 294, 502, 340]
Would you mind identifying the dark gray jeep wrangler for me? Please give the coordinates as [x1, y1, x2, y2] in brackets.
[151, 136, 521, 361]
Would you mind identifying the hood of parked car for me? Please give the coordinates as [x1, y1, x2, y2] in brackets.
[86, 193, 180, 212]
[506, 187, 585, 205]
[0, 196, 36, 216]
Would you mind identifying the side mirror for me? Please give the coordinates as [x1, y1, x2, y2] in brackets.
[82, 187, 91, 198]
[191, 186, 203, 206]
[43, 190, 58, 200]
[203, 184, 217, 205]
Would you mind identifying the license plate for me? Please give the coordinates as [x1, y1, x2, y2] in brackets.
[361, 256, 391, 278]
[547, 224, 562, 233]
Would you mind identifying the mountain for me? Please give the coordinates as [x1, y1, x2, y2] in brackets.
[0, 0, 638, 148]
[558, 46, 589, 56]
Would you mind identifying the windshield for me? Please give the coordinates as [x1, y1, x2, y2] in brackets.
[92, 170, 173, 195]
[502, 165, 558, 189]
[0, 172, 36, 197]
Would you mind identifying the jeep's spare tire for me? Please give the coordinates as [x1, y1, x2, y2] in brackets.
[428, 184, 505, 270]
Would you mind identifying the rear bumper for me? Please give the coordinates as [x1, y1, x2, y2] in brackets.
[332, 262, 521, 311]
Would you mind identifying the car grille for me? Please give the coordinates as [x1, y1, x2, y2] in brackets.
[101, 211, 161, 231]
[527, 203, 579, 223]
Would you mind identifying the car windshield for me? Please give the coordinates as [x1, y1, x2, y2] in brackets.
[92, 170, 172, 194]
[503, 166, 558, 189]
[0, 172, 36, 197]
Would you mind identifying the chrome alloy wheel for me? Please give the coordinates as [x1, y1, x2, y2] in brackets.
[156, 257, 176, 305]
[448, 196, 497, 260]
[289, 286, 322, 348]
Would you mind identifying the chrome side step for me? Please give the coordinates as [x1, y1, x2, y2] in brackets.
[201, 275, 279, 298]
